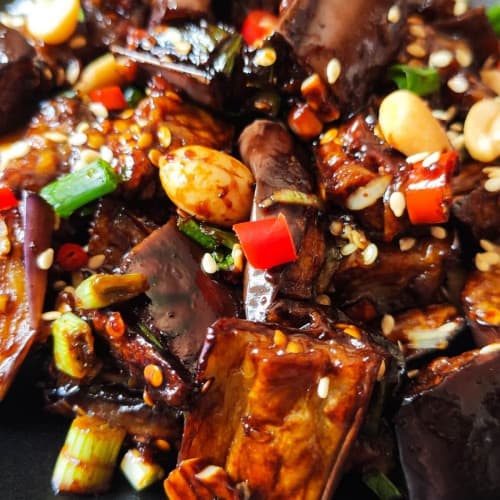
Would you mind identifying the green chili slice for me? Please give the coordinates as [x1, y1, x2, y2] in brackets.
[40, 159, 120, 218]
[388, 64, 441, 96]
[362, 470, 402, 500]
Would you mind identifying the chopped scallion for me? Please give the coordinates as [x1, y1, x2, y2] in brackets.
[75, 273, 148, 309]
[52, 415, 126, 494]
[51, 312, 95, 378]
[487, 5, 500, 36]
[120, 448, 165, 491]
[388, 65, 440, 96]
[177, 218, 237, 250]
[123, 86, 144, 108]
[258, 189, 323, 209]
[40, 159, 120, 218]
[362, 470, 402, 500]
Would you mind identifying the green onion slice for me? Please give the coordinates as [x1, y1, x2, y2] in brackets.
[388, 64, 441, 96]
[362, 470, 402, 500]
[487, 5, 500, 36]
[40, 159, 120, 218]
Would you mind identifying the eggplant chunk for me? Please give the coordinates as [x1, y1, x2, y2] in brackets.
[462, 267, 500, 346]
[0, 24, 39, 134]
[395, 348, 500, 500]
[0, 202, 52, 400]
[122, 218, 238, 372]
[178, 318, 383, 499]
[149, 0, 211, 25]
[278, 0, 407, 113]
[239, 120, 325, 322]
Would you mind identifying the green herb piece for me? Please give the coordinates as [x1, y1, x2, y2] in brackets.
[177, 218, 237, 250]
[487, 5, 500, 36]
[362, 470, 402, 500]
[77, 7, 85, 22]
[259, 189, 324, 209]
[213, 33, 243, 76]
[137, 323, 164, 351]
[40, 159, 120, 218]
[75, 273, 148, 309]
[123, 86, 144, 108]
[388, 64, 441, 96]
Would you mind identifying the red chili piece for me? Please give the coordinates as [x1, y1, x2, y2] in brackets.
[56, 243, 88, 271]
[0, 187, 18, 211]
[241, 10, 279, 46]
[89, 85, 127, 111]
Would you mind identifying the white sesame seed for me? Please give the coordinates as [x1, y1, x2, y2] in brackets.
[317, 376, 330, 399]
[99, 145, 114, 163]
[161, 27, 182, 44]
[315, 294, 331, 306]
[485, 176, 500, 193]
[63, 285, 76, 295]
[455, 46, 473, 68]
[475, 253, 491, 272]
[422, 151, 441, 167]
[44, 131, 67, 143]
[253, 48, 277, 67]
[479, 343, 500, 355]
[448, 132, 465, 151]
[453, 0, 467, 17]
[195, 465, 223, 482]
[329, 221, 343, 236]
[89, 102, 108, 119]
[406, 42, 427, 58]
[362, 243, 378, 266]
[482, 166, 500, 178]
[387, 5, 401, 23]
[399, 237, 416, 252]
[430, 226, 447, 239]
[447, 74, 469, 94]
[381, 314, 395, 336]
[66, 59, 80, 85]
[41, 310, 62, 321]
[480, 239, 497, 252]
[87, 254, 105, 269]
[389, 191, 406, 217]
[409, 24, 426, 38]
[429, 50, 454, 69]
[76, 122, 90, 134]
[346, 175, 392, 211]
[175, 40, 192, 55]
[450, 122, 463, 132]
[68, 132, 88, 147]
[326, 58, 342, 85]
[36, 248, 54, 270]
[69, 35, 87, 49]
[201, 253, 218, 274]
[231, 244, 244, 272]
[407, 369, 420, 379]
[340, 243, 357, 256]
[406, 151, 429, 164]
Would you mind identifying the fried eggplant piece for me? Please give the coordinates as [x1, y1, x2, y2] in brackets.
[315, 115, 411, 243]
[46, 382, 182, 443]
[1, 85, 232, 195]
[165, 458, 240, 500]
[331, 237, 458, 317]
[384, 304, 464, 359]
[277, 0, 407, 114]
[149, 0, 212, 25]
[179, 318, 383, 499]
[462, 267, 500, 346]
[452, 163, 500, 241]
[122, 218, 239, 372]
[239, 120, 325, 322]
[395, 348, 500, 500]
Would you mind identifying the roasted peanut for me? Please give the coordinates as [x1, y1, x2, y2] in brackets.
[75, 53, 127, 95]
[464, 97, 500, 163]
[159, 145, 254, 227]
[378, 90, 452, 156]
[26, 0, 80, 45]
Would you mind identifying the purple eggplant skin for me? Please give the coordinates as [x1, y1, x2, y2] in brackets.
[277, 0, 407, 114]
[22, 192, 54, 332]
[238, 119, 325, 322]
[395, 350, 500, 500]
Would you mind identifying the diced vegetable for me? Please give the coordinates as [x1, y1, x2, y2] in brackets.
[487, 5, 500, 36]
[52, 415, 126, 494]
[89, 85, 127, 111]
[241, 10, 279, 46]
[258, 189, 323, 209]
[0, 187, 18, 211]
[39, 159, 120, 218]
[123, 86, 144, 108]
[75, 53, 129, 95]
[177, 218, 237, 251]
[56, 243, 88, 271]
[362, 470, 402, 500]
[120, 448, 165, 491]
[405, 151, 457, 225]
[233, 213, 297, 269]
[51, 312, 95, 378]
[388, 65, 440, 96]
[26, 0, 80, 45]
[75, 273, 148, 309]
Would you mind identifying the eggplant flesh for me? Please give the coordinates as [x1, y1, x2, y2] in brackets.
[395, 349, 500, 500]
[178, 318, 383, 499]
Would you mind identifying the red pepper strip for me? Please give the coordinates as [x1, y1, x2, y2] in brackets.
[56, 243, 88, 271]
[89, 85, 127, 111]
[241, 10, 279, 46]
[405, 151, 458, 225]
[0, 187, 18, 211]
[233, 213, 297, 270]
